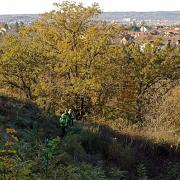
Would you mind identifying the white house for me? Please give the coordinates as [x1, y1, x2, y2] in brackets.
[0, 27, 7, 36]
[140, 26, 148, 32]
[0, 28, 7, 33]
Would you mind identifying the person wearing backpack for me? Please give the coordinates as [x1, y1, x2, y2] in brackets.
[68, 109, 75, 126]
[59, 110, 70, 136]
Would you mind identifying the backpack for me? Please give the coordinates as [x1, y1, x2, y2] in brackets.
[59, 114, 68, 127]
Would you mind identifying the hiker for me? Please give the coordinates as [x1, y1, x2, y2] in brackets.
[68, 109, 75, 126]
[59, 110, 70, 136]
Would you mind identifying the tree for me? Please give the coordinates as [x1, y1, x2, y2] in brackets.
[3, 23, 9, 30]
[15, 21, 19, 32]
[121, 39, 180, 121]
[130, 21, 140, 32]
[0, 35, 44, 99]
[0, 1, 124, 115]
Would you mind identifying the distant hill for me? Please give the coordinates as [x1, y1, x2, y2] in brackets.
[0, 11, 180, 25]
[0, 14, 39, 24]
[99, 11, 180, 25]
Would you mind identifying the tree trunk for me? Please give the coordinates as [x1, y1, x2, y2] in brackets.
[136, 96, 144, 123]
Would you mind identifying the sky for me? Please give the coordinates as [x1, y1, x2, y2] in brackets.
[0, 0, 180, 15]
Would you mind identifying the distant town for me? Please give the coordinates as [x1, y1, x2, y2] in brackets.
[0, 12, 180, 47]
[1, 11, 180, 25]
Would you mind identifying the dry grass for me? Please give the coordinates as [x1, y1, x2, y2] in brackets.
[89, 86, 180, 148]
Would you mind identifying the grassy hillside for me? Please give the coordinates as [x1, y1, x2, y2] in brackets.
[0, 95, 179, 179]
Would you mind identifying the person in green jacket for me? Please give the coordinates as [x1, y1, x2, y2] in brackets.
[59, 110, 70, 136]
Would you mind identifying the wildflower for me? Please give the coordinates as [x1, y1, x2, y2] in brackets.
[0, 149, 17, 155]
[10, 135, 18, 142]
[7, 150, 17, 154]
[0, 150, 6, 154]
[5, 128, 16, 134]
[5, 141, 14, 146]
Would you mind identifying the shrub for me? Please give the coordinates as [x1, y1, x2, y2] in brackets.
[50, 163, 106, 180]
[137, 163, 148, 180]
[60, 134, 86, 161]
[109, 169, 128, 180]
[108, 140, 134, 170]
[156, 162, 180, 180]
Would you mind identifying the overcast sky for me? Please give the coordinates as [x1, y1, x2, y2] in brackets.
[0, 0, 180, 15]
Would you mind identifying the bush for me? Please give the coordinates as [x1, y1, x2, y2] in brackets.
[50, 163, 106, 180]
[109, 169, 128, 180]
[80, 129, 108, 155]
[156, 162, 180, 180]
[60, 134, 86, 161]
[137, 163, 148, 180]
[108, 140, 134, 170]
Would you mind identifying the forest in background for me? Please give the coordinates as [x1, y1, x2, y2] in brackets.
[0, 1, 179, 179]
